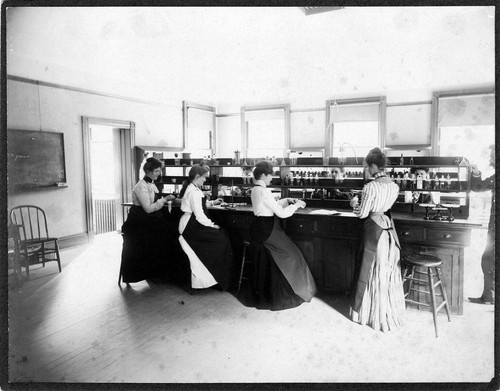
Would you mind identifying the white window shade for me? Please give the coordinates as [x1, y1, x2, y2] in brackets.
[386, 104, 431, 145]
[330, 103, 380, 123]
[438, 94, 495, 127]
[188, 107, 214, 131]
[244, 108, 285, 122]
[247, 119, 284, 148]
[217, 115, 241, 157]
[290, 110, 325, 148]
[187, 107, 214, 151]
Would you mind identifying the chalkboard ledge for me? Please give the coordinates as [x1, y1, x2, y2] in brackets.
[8, 184, 68, 192]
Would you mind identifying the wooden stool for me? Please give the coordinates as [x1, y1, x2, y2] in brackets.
[402, 254, 451, 337]
[236, 240, 252, 297]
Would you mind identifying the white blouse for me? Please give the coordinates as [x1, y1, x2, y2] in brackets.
[132, 178, 164, 213]
[251, 179, 300, 218]
[179, 183, 215, 229]
[354, 180, 399, 219]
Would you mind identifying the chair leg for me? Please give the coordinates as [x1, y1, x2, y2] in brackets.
[236, 245, 248, 298]
[21, 246, 30, 280]
[428, 267, 439, 338]
[436, 266, 451, 322]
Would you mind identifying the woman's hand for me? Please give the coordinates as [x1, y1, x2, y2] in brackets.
[164, 194, 176, 202]
[287, 197, 296, 204]
[295, 200, 306, 209]
[212, 198, 223, 206]
[212, 224, 220, 229]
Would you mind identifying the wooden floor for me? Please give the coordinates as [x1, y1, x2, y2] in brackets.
[7, 231, 496, 385]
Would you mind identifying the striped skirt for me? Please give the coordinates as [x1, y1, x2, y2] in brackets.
[352, 215, 405, 332]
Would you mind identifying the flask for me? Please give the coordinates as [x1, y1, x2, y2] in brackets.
[409, 157, 414, 165]
[400, 154, 404, 165]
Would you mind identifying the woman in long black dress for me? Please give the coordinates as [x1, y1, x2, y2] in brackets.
[178, 163, 233, 291]
[120, 157, 184, 284]
[250, 160, 317, 310]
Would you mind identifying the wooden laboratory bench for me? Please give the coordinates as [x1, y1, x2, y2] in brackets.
[207, 205, 482, 315]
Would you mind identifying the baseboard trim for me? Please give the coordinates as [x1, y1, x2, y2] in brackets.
[59, 232, 89, 250]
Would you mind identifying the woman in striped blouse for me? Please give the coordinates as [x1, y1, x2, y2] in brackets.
[350, 148, 405, 332]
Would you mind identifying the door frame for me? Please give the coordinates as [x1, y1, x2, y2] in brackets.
[82, 116, 135, 241]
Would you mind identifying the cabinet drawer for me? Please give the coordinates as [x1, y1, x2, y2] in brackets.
[396, 225, 423, 242]
[317, 220, 357, 237]
[286, 218, 315, 233]
[425, 228, 470, 246]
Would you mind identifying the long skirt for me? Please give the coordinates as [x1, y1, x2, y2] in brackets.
[120, 206, 189, 284]
[180, 214, 233, 290]
[351, 215, 405, 332]
[251, 216, 317, 311]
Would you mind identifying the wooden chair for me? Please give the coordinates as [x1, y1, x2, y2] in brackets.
[9, 205, 62, 278]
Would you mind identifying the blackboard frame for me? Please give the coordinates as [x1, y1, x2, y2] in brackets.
[7, 129, 67, 191]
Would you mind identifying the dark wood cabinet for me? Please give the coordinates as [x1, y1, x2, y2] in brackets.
[209, 207, 477, 315]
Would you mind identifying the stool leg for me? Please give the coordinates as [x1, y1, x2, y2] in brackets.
[428, 267, 439, 338]
[406, 265, 416, 300]
[236, 245, 248, 298]
[436, 266, 451, 322]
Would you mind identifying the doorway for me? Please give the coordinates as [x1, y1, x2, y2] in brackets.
[82, 117, 135, 240]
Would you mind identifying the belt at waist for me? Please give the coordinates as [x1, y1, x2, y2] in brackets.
[369, 211, 385, 216]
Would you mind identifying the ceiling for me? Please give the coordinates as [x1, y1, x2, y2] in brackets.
[6, 6, 495, 111]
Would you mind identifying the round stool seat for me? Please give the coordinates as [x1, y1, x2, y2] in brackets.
[401, 254, 443, 268]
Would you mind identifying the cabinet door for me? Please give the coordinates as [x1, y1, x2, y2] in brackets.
[322, 239, 356, 293]
[288, 234, 321, 289]
[415, 245, 463, 315]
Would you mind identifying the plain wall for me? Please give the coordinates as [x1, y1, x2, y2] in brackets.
[7, 79, 184, 243]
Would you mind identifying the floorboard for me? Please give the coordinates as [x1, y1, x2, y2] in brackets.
[7, 230, 495, 385]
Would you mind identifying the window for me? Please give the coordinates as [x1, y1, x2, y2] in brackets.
[326, 97, 385, 161]
[183, 101, 216, 158]
[434, 91, 495, 175]
[241, 104, 290, 159]
[433, 90, 495, 225]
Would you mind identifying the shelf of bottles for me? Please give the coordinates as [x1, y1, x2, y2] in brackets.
[156, 155, 470, 217]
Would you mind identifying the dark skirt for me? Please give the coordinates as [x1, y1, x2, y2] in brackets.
[250, 217, 317, 311]
[120, 206, 189, 284]
[181, 214, 233, 290]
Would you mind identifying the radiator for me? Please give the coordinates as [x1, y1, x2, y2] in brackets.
[94, 199, 116, 234]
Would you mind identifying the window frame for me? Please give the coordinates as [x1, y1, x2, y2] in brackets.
[241, 104, 290, 158]
[325, 96, 386, 158]
[431, 88, 495, 156]
[182, 101, 216, 156]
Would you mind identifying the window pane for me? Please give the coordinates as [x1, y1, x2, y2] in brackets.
[439, 125, 495, 174]
[247, 119, 284, 149]
[331, 121, 379, 161]
[187, 107, 214, 151]
[217, 115, 241, 158]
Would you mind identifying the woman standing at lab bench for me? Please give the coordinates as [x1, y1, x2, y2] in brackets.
[350, 148, 405, 332]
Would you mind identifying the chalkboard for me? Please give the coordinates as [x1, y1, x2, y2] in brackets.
[7, 129, 67, 190]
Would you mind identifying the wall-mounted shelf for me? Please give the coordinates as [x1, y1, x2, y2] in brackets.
[157, 155, 470, 219]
